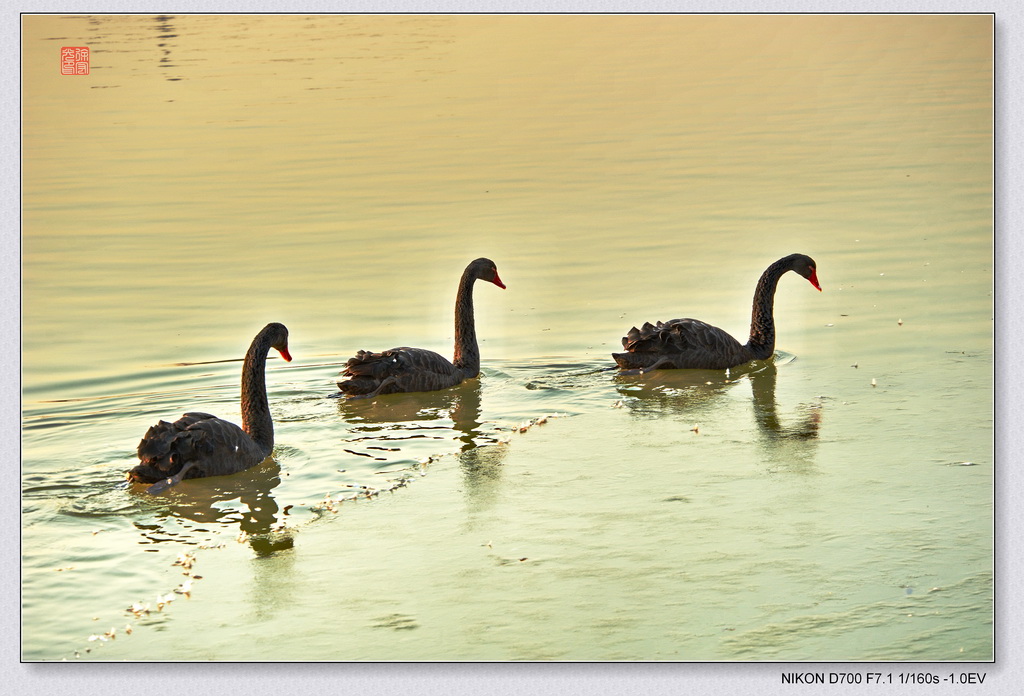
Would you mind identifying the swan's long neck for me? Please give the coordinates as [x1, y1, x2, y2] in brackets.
[452, 269, 480, 376]
[745, 257, 792, 360]
[240, 333, 274, 451]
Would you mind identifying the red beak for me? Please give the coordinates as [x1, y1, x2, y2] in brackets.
[278, 347, 293, 362]
[492, 272, 506, 289]
[809, 269, 821, 292]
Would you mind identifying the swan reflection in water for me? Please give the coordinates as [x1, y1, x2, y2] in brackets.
[130, 457, 301, 625]
[335, 378, 510, 504]
[615, 356, 822, 470]
[130, 458, 294, 557]
[749, 361, 822, 441]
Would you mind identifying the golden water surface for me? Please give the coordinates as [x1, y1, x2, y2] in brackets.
[22, 14, 992, 662]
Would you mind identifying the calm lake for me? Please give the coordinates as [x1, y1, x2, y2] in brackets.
[21, 14, 992, 663]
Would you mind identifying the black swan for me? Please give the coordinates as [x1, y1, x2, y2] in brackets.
[612, 253, 820, 371]
[128, 322, 292, 493]
[337, 258, 505, 397]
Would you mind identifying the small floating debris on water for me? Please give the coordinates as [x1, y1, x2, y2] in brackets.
[898, 318, 903, 326]
[871, 378, 877, 387]
[851, 363, 859, 369]
[312, 492, 343, 514]
[282, 505, 293, 515]
[174, 578, 193, 597]
[315, 477, 415, 513]
[91, 529, 102, 536]
[515, 413, 560, 433]
[172, 552, 196, 571]
[950, 461, 977, 467]
[928, 587, 943, 593]
[382, 476, 413, 494]
[825, 323, 834, 327]
[53, 566, 75, 572]
[127, 601, 151, 617]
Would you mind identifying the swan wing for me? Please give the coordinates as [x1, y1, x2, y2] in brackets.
[338, 347, 463, 396]
[131, 412, 267, 484]
[614, 318, 749, 370]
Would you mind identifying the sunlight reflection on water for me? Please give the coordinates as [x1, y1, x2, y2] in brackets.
[22, 13, 991, 661]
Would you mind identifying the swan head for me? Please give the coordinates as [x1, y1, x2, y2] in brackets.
[468, 257, 506, 289]
[261, 322, 293, 362]
[788, 254, 821, 292]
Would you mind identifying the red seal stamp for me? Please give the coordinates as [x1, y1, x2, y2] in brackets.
[60, 47, 90, 75]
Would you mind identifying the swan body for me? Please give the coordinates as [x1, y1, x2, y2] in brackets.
[613, 254, 820, 371]
[338, 258, 505, 398]
[128, 322, 292, 493]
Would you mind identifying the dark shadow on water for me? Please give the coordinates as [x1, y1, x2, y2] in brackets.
[335, 378, 486, 446]
[151, 15, 183, 80]
[127, 458, 293, 556]
[333, 378, 495, 455]
[615, 368, 738, 414]
[749, 361, 822, 474]
[334, 379, 509, 501]
[751, 362, 822, 441]
[457, 439, 510, 512]
[614, 356, 822, 472]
